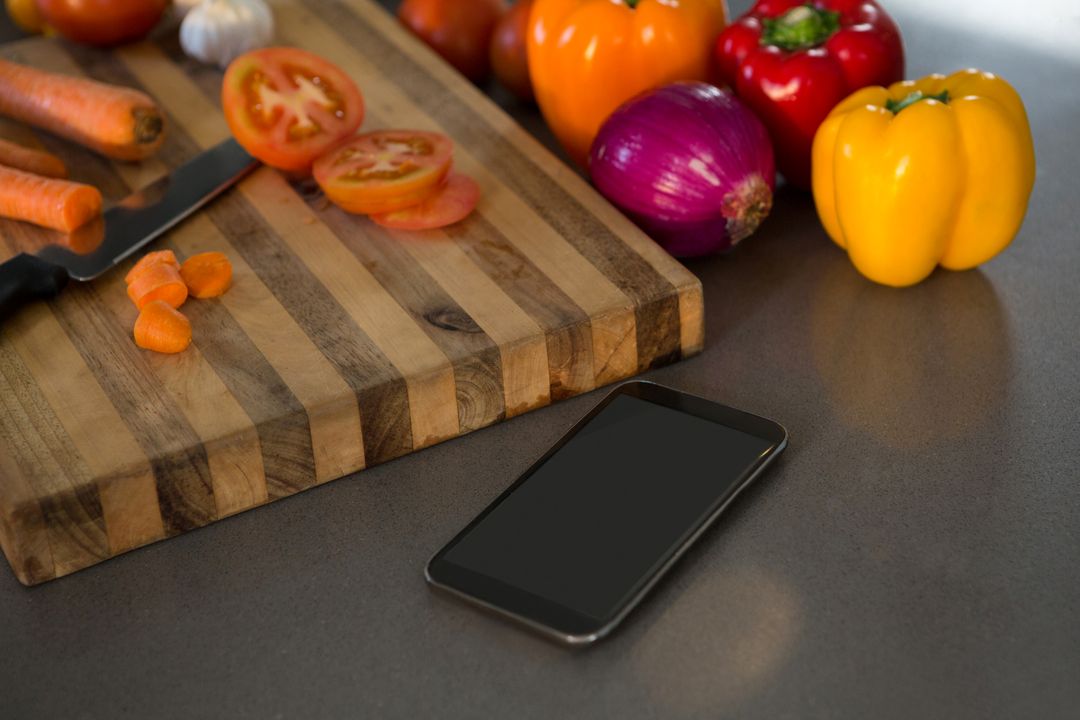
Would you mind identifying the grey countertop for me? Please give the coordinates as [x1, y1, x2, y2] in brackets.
[2, 1, 1078, 718]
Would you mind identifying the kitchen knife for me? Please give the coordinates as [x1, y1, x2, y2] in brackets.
[0, 138, 259, 323]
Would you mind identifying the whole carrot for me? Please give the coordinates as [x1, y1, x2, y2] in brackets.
[0, 58, 165, 161]
[0, 136, 66, 177]
[0, 164, 100, 231]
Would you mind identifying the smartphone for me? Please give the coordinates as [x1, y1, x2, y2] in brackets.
[425, 381, 788, 645]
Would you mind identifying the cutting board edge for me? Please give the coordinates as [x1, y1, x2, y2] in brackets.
[0, 493, 52, 586]
[6, 332, 702, 587]
[1, 269, 705, 588]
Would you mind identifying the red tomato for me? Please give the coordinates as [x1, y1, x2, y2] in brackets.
[313, 130, 454, 215]
[398, 0, 506, 83]
[372, 173, 480, 231]
[222, 48, 365, 173]
[36, 0, 167, 46]
[490, 0, 534, 101]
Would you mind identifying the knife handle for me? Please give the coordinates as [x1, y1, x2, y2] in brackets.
[0, 253, 69, 324]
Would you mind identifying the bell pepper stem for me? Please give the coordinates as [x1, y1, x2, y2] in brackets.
[885, 90, 951, 114]
[624, 0, 640, 8]
[760, 4, 841, 51]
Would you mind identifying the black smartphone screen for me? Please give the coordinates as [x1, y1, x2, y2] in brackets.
[428, 383, 787, 642]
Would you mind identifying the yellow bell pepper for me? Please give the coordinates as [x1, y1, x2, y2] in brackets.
[812, 69, 1035, 287]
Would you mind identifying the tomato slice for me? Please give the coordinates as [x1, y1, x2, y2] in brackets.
[222, 47, 364, 173]
[313, 130, 453, 215]
[371, 173, 480, 230]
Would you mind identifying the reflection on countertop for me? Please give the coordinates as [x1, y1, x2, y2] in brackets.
[811, 264, 1011, 450]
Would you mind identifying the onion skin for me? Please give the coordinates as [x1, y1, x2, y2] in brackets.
[589, 82, 776, 257]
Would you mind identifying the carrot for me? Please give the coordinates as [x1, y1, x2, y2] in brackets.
[125, 249, 180, 285]
[134, 300, 191, 354]
[0, 58, 165, 161]
[126, 262, 188, 310]
[0, 137, 66, 178]
[0, 164, 100, 231]
[179, 251, 232, 299]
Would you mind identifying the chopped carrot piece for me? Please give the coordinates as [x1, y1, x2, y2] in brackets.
[125, 249, 180, 284]
[0, 164, 101, 231]
[127, 262, 188, 310]
[134, 300, 191, 354]
[180, 251, 233, 299]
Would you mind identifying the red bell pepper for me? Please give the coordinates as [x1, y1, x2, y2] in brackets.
[715, 0, 904, 189]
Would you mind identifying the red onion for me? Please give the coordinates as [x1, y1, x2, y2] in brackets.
[589, 82, 775, 257]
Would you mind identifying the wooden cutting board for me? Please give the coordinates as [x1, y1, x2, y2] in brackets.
[0, 0, 703, 586]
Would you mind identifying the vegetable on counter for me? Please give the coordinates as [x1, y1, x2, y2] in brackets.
[715, 0, 904, 189]
[218, 48, 480, 229]
[528, 0, 727, 167]
[812, 69, 1035, 287]
[0, 137, 67, 178]
[5, 0, 44, 34]
[590, 82, 774, 257]
[489, 0, 534, 102]
[398, 0, 506, 83]
[134, 300, 192, 354]
[180, 251, 233, 298]
[372, 172, 480, 231]
[180, 0, 275, 70]
[0, 58, 165, 160]
[124, 249, 236, 354]
[127, 261, 188, 310]
[124, 249, 180, 284]
[0, 165, 101, 231]
[313, 130, 454, 215]
[222, 47, 364, 172]
[36, 0, 168, 46]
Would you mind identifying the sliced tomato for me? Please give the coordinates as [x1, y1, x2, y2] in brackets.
[313, 130, 454, 215]
[371, 173, 480, 230]
[222, 47, 364, 173]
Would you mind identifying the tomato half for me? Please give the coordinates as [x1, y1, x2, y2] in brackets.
[313, 130, 454, 215]
[371, 173, 480, 231]
[222, 48, 365, 173]
[37, 0, 167, 46]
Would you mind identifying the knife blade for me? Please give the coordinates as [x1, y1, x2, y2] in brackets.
[0, 138, 259, 323]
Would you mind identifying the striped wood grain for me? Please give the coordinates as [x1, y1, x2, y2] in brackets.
[0, 0, 704, 585]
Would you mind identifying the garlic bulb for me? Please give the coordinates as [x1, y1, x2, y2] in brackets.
[180, 0, 274, 69]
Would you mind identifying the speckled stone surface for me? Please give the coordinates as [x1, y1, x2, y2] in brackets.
[1, 2, 1077, 718]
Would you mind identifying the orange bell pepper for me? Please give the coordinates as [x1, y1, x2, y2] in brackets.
[528, 0, 727, 167]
